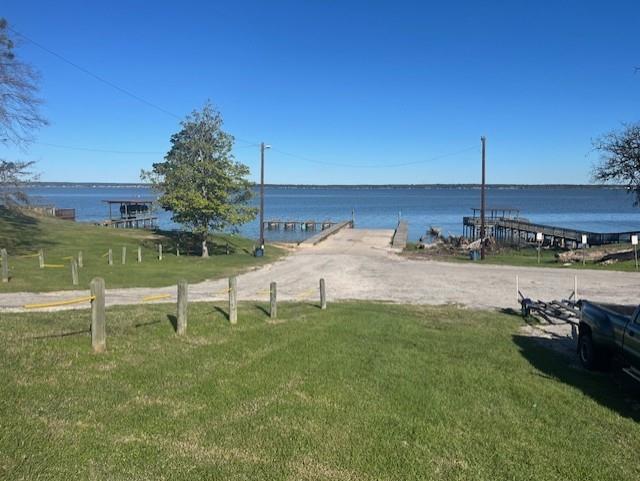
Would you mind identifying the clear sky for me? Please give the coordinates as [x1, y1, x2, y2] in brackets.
[2, 0, 639, 184]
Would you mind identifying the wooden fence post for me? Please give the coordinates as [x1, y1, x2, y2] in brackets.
[137, 246, 142, 263]
[71, 259, 79, 286]
[1, 248, 8, 283]
[121, 246, 127, 265]
[177, 279, 188, 335]
[38, 248, 44, 269]
[320, 278, 327, 310]
[158, 244, 163, 261]
[108, 248, 113, 266]
[78, 250, 83, 268]
[270, 281, 277, 319]
[90, 277, 106, 353]
[229, 276, 237, 324]
[176, 246, 180, 257]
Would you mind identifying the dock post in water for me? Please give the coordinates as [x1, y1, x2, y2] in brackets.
[177, 280, 188, 335]
[270, 281, 277, 319]
[320, 278, 327, 310]
[90, 277, 106, 353]
[229, 276, 238, 324]
[1, 248, 8, 283]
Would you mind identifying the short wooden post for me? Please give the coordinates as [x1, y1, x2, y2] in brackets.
[38, 248, 44, 269]
[229, 276, 237, 324]
[176, 245, 180, 257]
[108, 248, 113, 265]
[137, 246, 142, 263]
[90, 277, 106, 353]
[121, 246, 127, 265]
[71, 259, 79, 286]
[158, 244, 163, 261]
[78, 250, 83, 268]
[177, 279, 188, 335]
[320, 278, 327, 310]
[1, 248, 8, 283]
[270, 281, 277, 319]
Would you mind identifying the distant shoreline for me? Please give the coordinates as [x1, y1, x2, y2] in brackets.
[24, 182, 626, 190]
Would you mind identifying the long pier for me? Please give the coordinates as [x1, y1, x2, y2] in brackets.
[463, 216, 638, 247]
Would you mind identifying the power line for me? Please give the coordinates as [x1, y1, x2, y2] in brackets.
[9, 25, 259, 147]
[35, 142, 164, 155]
[269, 145, 479, 169]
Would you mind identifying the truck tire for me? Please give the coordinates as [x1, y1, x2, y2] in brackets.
[578, 332, 600, 370]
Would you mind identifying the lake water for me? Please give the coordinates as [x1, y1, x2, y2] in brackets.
[23, 185, 640, 242]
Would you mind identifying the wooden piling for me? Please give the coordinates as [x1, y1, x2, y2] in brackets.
[90, 277, 106, 353]
[270, 281, 277, 319]
[78, 250, 83, 268]
[176, 246, 180, 257]
[158, 244, 163, 261]
[38, 248, 44, 269]
[320, 278, 327, 310]
[108, 248, 113, 265]
[137, 246, 142, 263]
[177, 279, 188, 335]
[229, 276, 237, 324]
[71, 259, 79, 286]
[1, 248, 8, 283]
[122, 246, 127, 265]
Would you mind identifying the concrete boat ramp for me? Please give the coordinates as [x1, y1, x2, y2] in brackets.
[1, 226, 639, 312]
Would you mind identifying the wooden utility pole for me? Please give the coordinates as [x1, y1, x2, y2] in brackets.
[480, 136, 487, 260]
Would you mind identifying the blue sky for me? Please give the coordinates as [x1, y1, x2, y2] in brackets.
[2, 0, 639, 184]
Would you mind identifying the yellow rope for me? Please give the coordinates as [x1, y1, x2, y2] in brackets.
[24, 295, 95, 309]
[256, 289, 270, 296]
[43, 264, 64, 268]
[142, 294, 172, 302]
[215, 287, 232, 295]
[101, 251, 110, 258]
[17, 253, 40, 258]
[61, 256, 74, 260]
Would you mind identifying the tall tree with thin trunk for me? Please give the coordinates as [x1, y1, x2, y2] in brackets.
[0, 18, 47, 205]
[592, 123, 640, 204]
[142, 102, 256, 257]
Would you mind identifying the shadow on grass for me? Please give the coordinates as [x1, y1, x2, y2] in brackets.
[151, 230, 238, 256]
[512, 334, 640, 421]
[214, 305, 229, 321]
[0, 206, 54, 253]
[254, 304, 269, 316]
[30, 329, 89, 340]
[167, 314, 178, 332]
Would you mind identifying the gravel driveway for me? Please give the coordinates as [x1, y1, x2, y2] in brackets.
[1, 228, 638, 312]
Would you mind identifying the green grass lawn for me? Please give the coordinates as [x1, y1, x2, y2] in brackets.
[405, 242, 640, 272]
[0, 207, 284, 292]
[1, 302, 639, 480]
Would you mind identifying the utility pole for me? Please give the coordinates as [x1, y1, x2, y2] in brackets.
[480, 136, 487, 260]
[258, 142, 270, 255]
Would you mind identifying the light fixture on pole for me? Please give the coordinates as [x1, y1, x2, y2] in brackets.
[256, 142, 271, 257]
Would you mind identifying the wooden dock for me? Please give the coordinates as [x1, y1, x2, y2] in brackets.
[463, 215, 638, 248]
[103, 216, 157, 229]
[300, 220, 354, 246]
[392, 220, 408, 249]
[264, 220, 339, 232]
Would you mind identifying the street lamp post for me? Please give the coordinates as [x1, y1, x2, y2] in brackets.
[258, 142, 271, 255]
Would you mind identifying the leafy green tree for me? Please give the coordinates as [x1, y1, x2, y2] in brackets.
[592, 123, 640, 204]
[143, 103, 256, 257]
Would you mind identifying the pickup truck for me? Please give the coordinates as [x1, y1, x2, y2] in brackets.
[578, 301, 640, 381]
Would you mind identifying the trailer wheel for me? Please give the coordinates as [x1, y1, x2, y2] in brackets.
[578, 333, 598, 370]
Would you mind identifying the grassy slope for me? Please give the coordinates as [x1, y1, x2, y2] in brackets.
[405, 243, 640, 272]
[0, 208, 284, 292]
[1, 302, 639, 480]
